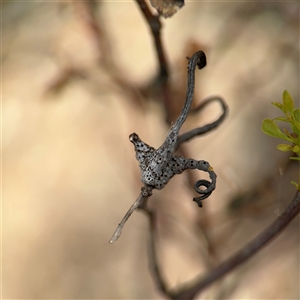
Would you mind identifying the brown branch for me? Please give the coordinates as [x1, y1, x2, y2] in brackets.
[73, 0, 108, 62]
[135, 0, 172, 122]
[139, 190, 300, 299]
[72, 0, 144, 108]
[135, 0, 168, 82]
[170, 190, 300, 300]
[141, 205, 170, 297]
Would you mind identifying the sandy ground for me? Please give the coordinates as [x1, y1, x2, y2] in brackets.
[2, 1, 299, 299]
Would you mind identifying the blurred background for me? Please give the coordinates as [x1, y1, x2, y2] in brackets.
[2, 1, 299, 299]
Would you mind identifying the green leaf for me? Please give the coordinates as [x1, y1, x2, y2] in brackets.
[293, 145, 300, 153]
[273, 117, 289, 122]
[290, 120, 300, 136]
[281, 128, 298, 144]
[291, 181, 300, 190]
[271, 102, 284, 112]
[282, 90, 294, 114]
[292, 108, 300, 122]
[290, 157, 300, 161]
[261, 119, 294, 142]
[277, 144, 293, 152]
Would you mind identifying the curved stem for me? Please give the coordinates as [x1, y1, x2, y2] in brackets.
[161, 51, 207, 151]
[176, 96, 228, 149]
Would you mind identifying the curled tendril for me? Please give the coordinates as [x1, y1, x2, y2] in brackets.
[193, 168, 217, 207]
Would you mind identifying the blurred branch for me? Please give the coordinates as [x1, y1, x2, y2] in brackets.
[142, 205, 170, 297]
[170, 190, 300, 300]
[135, 0, 168, 82]
[140, 189, 300, 299]
[136, 189, 300, 299]
[135, 0, 172, 122]
[69, 0, 144, 107]
[73, 0, 108, 63]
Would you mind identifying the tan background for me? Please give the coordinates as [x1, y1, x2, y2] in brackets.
[2, 1, 299, 299]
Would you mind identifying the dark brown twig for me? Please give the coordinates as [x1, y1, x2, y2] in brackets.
[171, 190, 300, 300]
[135, 0, 168, 82]
[142, 206, 170, 297]
[135, 0, 172, 122]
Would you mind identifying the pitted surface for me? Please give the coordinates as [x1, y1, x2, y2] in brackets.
[129, 51, 217, 207]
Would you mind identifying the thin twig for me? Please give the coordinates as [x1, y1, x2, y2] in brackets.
[135, 0, 168, 81]
[171, 190, 300, 300]
[134, 0, 172, 122]
[176, 96, 228, 149]
[109, 186, 153, 243]
[142, 206, 170, 297]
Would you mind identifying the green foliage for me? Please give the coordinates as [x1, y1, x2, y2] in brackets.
[261, 90, 300, 189]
